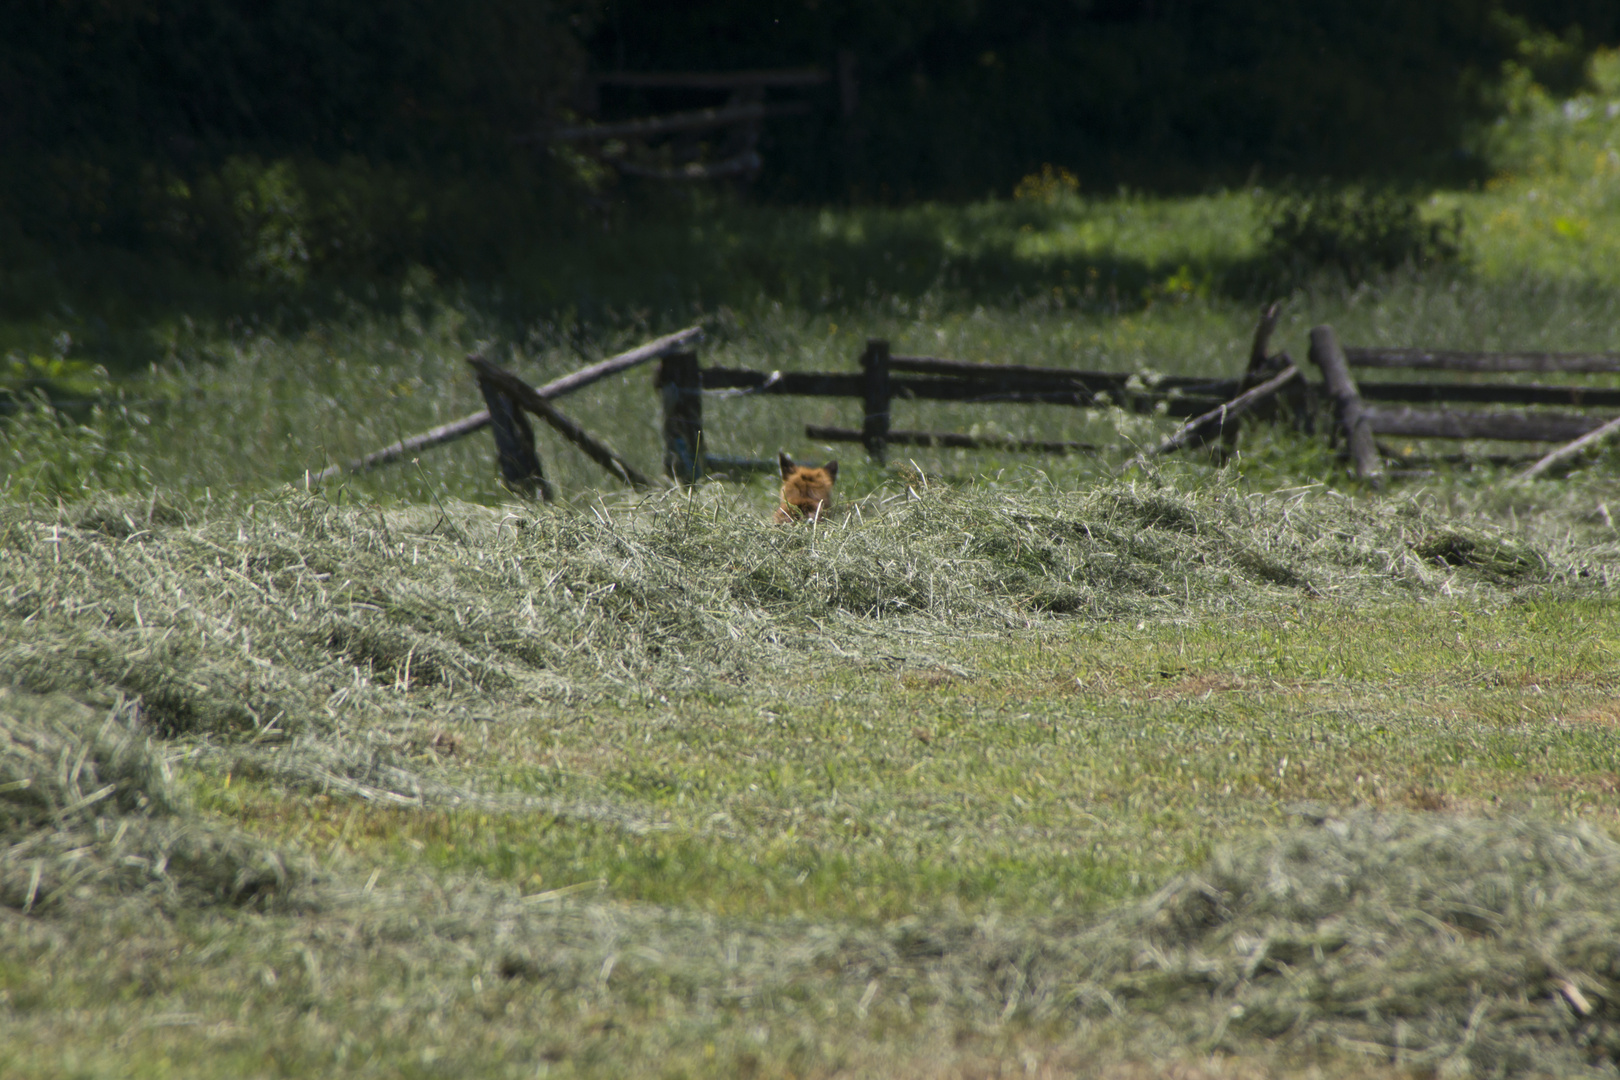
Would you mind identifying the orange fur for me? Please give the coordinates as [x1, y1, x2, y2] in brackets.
[774, 453, 838, 523]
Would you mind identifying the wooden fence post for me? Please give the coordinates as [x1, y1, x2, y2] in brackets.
[475, 375, 554, 501]
[658, 351, 704, 484]
[1309, 325, 1383, 486]
[861, 338, 891, 464]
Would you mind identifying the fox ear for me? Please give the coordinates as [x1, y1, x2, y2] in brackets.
[778, 451, 796, 479]
[823, 460, 838, 481]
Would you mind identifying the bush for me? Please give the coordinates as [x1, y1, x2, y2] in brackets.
[1259, 184, 1465, 286]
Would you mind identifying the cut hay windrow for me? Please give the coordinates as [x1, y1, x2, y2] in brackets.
[0, 689, 310, 913]
[0, 481, 1586, 749]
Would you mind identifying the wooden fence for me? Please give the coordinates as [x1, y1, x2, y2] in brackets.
[519, 66, 837, 183]
[311, 315, 1620, 496]
[1308, 327, 1620, 484]
[659, 339, 1262, 477]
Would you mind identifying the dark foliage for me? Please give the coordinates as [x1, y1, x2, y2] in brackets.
[0, 0, 596, 272]
[589, 0, 1620, 200]
[1, 0, 1616, 282]
[1259, 185, 1466, 286]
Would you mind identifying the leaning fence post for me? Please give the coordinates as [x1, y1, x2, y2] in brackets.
[658, 351, 704, 484]
[475, 374, 555, 501]
[861, 338, 892, 464]
[1309, 325, 1383, 486]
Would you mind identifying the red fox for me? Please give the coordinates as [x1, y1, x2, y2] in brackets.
[775, 453, 838, 523]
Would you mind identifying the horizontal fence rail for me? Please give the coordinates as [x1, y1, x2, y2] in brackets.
[1312, 325, 1620, 483]
[1345, 348, 1620, 374]
[1365, 407, 1610, 442]
[1357, 382, 1620, 408]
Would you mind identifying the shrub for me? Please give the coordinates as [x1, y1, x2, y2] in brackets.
[1259, 184, 1464, 286]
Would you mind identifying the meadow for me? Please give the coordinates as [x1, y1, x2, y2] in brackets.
[3, 57, 1620, 1079]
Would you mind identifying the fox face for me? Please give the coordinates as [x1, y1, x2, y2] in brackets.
[775, 452, 838, 523]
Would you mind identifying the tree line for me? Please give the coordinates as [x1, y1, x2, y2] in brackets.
[2, 0, 1613, 276]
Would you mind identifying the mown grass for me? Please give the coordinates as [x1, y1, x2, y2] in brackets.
[187, 593, 1620, 927]
[5, 52, 1620, 1080]
[2, 476, 1617, 1077]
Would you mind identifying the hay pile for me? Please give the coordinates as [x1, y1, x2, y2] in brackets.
[184, 811, 1620, 1078]
[0, 688, 308, 913]
[815, 812, 1620, 1076]
[0, 480, 1595, 799]
[1085, 812, 1620, 1074]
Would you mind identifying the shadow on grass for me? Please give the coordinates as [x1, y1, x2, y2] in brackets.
[515, 198, 1275, 325]
[3, 194, 1282, 376]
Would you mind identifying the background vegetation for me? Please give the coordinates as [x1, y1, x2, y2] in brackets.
[4, 0, 1620, 291]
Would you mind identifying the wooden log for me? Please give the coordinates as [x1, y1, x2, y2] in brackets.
[1344, 348, 1620, 374]
[806, 425, 1097, 454]
[702, 454, 778, 473]
[594, 68, 829, 90]
[1514, 413, 1620, 480]
[1224, 301, 1288, 453]
[861, 339, 892, 464]
[888, 354, 1125, 379]
[614, 151, 762, 181]
[540, 102, 811, 143]
[889, 354, 1242, 403]
[1123, 364, 1302, 472]
[1248, 300, 1283, 372]
[531, 327, 703, 398]
[1357, 381, 1620, 408]
[310, 410, 493, 483]
[476, 374, 553, 501]
[311, 327, 700, 483]
[1310, 325, 1384, 485]
[657, 351, 704, 484]
[467, 357, 656, 489]
[1365, 406, 1611, 442]
[698, 365, 1239, 411]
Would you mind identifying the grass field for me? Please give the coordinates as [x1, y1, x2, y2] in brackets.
[4, 56, 1620, 1080]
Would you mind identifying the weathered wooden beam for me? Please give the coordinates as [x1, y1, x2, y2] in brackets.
[657, 352, 704, 484]
[1310, 325, 1384, 485]
[540, 101, 811, 144]
[806, 425, 1098, 455]
[889, 354, 1243, 402]
[1365, 406, 1611, 442]
[594, 68, 829, 90]
[1248, 300, 1284, 373]
[475, 374, 553, 501]
[614, 151, 762, 181]
[1344, 348, 1620, 374]
[1224, 301, 1291, 452]
[532, 327, 704, 398]
[1357, 381, 1620, 408]
[1123, 364, 1302, 472]
[861, 339, 892, 464]
[699, 367, 863, 397]
[888, 354, 1119, 379]
[467, 357, 656, 490]
[311, 410, 494, 484]
[311, 327, 700, 483]
[1514, 413, 1620, 480]
[698, 365, 1237, 410]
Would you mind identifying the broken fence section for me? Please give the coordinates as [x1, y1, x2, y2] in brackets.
[313, 313, 1619, 496]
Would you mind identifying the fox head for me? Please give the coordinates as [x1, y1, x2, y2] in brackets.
[776, 453, 839, 523]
